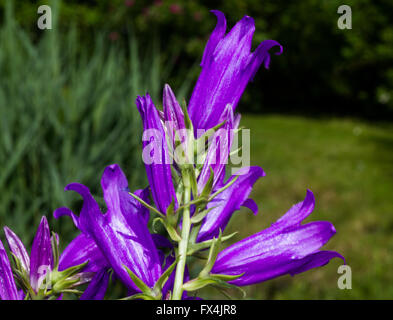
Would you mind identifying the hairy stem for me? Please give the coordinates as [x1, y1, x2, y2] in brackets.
[172, 184, 191, 300]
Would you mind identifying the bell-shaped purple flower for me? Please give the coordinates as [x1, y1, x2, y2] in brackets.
[29, 216, 54, 292]
[197, 166, 265, 242]
[188, 10, 283, 131]
[54, 164, 162, 292]
[211, 190, 344, 285]
[163, 83, 186, 149]
[0, 240, 20, 300]
[136, 94, 178, 214]
[3, 226, 30, 274]
[2, 217, 55, 296]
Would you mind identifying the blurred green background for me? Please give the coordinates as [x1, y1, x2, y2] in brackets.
[0, 0, 392, 299]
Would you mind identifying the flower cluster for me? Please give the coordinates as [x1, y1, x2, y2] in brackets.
[0, 11, 343, 300]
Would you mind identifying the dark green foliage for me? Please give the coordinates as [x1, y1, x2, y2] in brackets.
[2, 0, 391, 117]
[0, 1, 193, 246]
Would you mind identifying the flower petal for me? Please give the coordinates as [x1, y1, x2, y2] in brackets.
[136, 94, 177, 213]
[163, 83, 186, 148]
[0, 240, 19, 300]
[212, 191, 343, 286]
[189, 11, 282, 131]
[61, 165, 162, 291]
[3, 227, 30, 273]
[197, 166, 265, 242]
[30, 216, 53, 292]
[80, 268, 110, 300]
[59, 233, 108, 273]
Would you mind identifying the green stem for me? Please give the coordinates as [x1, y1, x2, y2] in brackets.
[172, 184, 191, 300]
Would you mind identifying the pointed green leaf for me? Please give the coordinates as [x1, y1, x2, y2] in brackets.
[208, 176, 239, 202]
[187, 231, 238, 255]
[190, 206, 216, 224]
[124, 265, 152, 295]
[154, 256, 179, 292]
[129, 192, 165, 219]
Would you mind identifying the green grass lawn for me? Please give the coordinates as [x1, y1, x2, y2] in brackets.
[203, 114, 393, 299]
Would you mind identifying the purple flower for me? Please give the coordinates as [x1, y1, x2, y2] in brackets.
[136, 94, 178, 214]
[58, 233, 108, 274]
[54, 164, 162, 292]
[211, 190, 344, 285]
[4, 217, 54, 293]
[80, 268, 110, 300]
[29, 216, 54, 292]
[163, 83, 186, 152]
[188, 10, 282, 132]
[0, 240, 19, 300]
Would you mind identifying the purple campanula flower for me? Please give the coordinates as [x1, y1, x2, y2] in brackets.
[29, 216, 54, 292]
[0, 240, 20, 300]
[163, 83, 186, 153]
[3, 226, 30, 274]
[188, 10, 283, 132]
[54, 164, 162, 292]
[2, 216, 56, 296]
[211, 190, 344, 285]
[136, 94, 178, 214]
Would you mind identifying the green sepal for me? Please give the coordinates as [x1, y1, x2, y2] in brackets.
[183, 274, 245, 297]
[196, 120, 227, 143]
[208, 175, 239, 202]
[129, 191, 165, 219]
[166, 199, 179, 227]
[190, 206, 216, 225]
[180, 164, 198, 198]
[181, 99, 194, 132]
[187, 231, 238, 255]
[124, 265, 152, 294]
[152, 217, 182, 242]
[52, 277, 81, 293]
[121, 293, 157, 300]
[199, 167, 214, 200]
[209, 273, 245, 282]
[153, 256, 179, 293]
[200, 230, 222, 277]
[123, 265, 163, 300]
[182, 277, 220, 291]
[51, 232, 60, 270]
[10, 252, 33, 295]
[55, 260, 89, 280]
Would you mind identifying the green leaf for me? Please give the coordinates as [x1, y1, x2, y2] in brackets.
[154, 256, 179, 292]
[190, 206, 216, 224]
[208, 175, 239, 202]
[199, 167, 214, 200]
[51, 232, 60, 270]
[152, 217, 182, 242]
[124, 265, 152, 295]
[200, 231, 222, 277]
[187, 231, 238, 255]
[129, 192, 165, 219]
